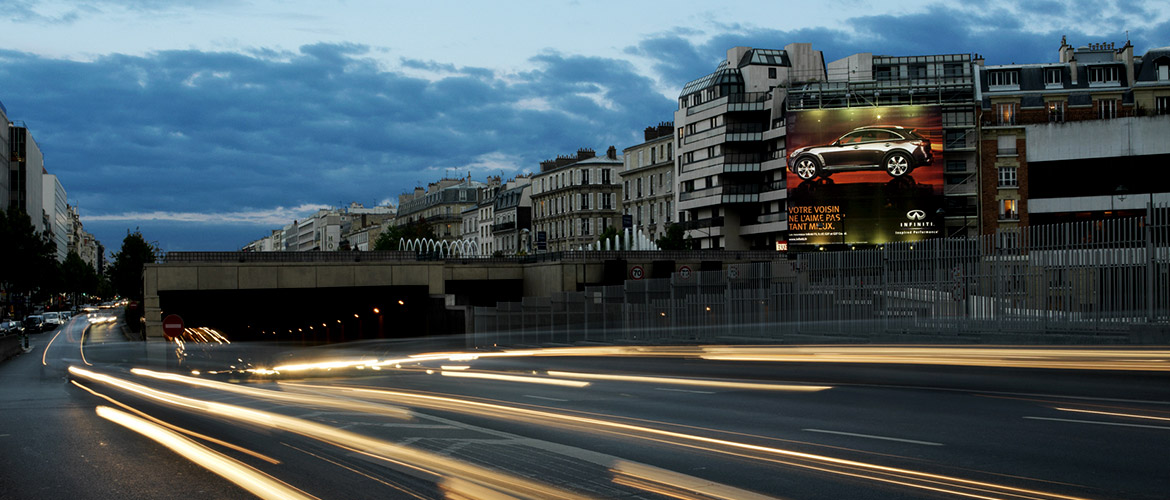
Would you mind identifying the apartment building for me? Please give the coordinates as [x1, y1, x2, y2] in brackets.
[396, 177, 483, 241]
[474, 177, 503, 256]
[8, 123, 45, 234]
[621, 122, 675, 243]
[492, 177, 532, 255]
[674, 45, 827, 250]
[1, 101, 9, 210]
[42, 174, 68, 261]
[980, 38, 1170, 231]
[531, 147, 621, 252]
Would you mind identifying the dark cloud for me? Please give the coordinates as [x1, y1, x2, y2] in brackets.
[0, 43, 674, 251]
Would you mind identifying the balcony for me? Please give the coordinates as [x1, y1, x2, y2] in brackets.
[679, 185, 722, 202]
[724, 122, 764, 142]
[722, 153, 762, 173]
[491, 221, 517, 232]
[721, 184, 761, 204]
[683, 216, 724, 230]
[726, 91, 771, 111]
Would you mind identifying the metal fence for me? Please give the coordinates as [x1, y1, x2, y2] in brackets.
[470, 204, 1170, 346]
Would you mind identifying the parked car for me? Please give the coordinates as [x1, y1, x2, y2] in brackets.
[0, 321, 25, 335]
[24, 315, 45, 333]
[788, 125, 933, 180]
[43, 312, 63, 328]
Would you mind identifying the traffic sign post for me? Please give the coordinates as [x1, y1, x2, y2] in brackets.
[162, 314, 184, 341]
[678, 265, 692, 280]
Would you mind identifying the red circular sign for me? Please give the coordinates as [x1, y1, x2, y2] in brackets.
[629, 266, 644, 280]
[678, 265, 692, 280]
[162, 314, 184, 340]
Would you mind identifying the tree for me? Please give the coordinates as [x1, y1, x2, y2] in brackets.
[655, 223, 689, 250]
[107, 230, 160, 302]
[0, 208, 58, 317]
[373, 219, 438, 251]
[596, 225, 620, 247]
[61, 251, 100, 301]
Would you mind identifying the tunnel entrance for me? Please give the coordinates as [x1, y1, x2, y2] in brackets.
[158, 286, 453, 343]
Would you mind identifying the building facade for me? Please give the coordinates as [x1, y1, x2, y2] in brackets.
[8, 123, 45, 234]
[492, 178, 532, 255]
[42, 173, 68, 261]
[396, 177, 483, 241]
[674, 45, 828, 250]
[979, 38, 1170, 231]
[531, 148, 621, 252]
[0, 101, 9, 210]
[621, 123, 676, 244]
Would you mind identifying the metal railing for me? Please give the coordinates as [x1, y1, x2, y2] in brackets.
[469, 204, 1170, 346]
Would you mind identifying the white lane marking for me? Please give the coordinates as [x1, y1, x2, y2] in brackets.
[803, 428, 944, 446]
[523, 395, 569, 402]
[656, 388, 716, 394]
[1024, 416, 1170, 431]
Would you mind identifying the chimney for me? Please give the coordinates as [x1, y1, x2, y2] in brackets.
[577, 148, 596, 160]
[644, 126, 657, 141]
[606, 145, 617, 160]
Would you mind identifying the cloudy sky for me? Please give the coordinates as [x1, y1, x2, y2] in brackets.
[2, 0, 1167, 253]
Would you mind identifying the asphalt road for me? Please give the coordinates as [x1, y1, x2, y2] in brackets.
[3, 314, 1169, 499]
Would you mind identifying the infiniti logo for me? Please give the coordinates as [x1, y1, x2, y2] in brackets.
[906, 210, 926, 221]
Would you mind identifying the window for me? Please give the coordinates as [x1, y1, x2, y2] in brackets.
[997, 135, 1017, 155]
[998, 167, 1018, 188]
[666, 172, 672, 192]
[1098, 99, 1118, 119]
[1047, 101, 1065, 122]
[946, 160, 967, 172]
[623, 180, 630, 200]
[999, 199, 1019, 220]
[1044, 68, 1062, 86]
[995, 103, 1018, 125]
[581, 193, 590, 210]
[602, 168, 612, 184]
[1155, 96, 1170, 115]
[581, 218, 590, 236]
[768, 67, 777, 79]
[988, 70, 1019, 87]
[636, 178, 643, 198]
[1089, 66, 1119, 85]
[944, 130, 966, 149]
[943, 63, 963, 78]
[581, 168, 590, 185]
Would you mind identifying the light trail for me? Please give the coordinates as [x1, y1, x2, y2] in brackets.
[546, 371, 830, 392]
[1053, 407, 1170, 422]
[282, 382, 1096, 500]
[439, 370, 591, 387]
[610, 460, 778, 500]
[72, 380, 282, 465]
[130, 368, 412, 420]
[41, 327, 67, 366]
[69, 366, 589, 500]
[94, 406, 316, 500]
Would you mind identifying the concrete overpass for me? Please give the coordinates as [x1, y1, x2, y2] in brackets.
[143, 250, 782, 340]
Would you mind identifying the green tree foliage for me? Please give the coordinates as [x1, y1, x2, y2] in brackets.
[60, 251, 100, 298]
[655, 223, 690, 250]
[107, 230, 159, 301]
[0, 207, 58, 296]
[596, 225, 619, 245]
[373, 219, 438, 251]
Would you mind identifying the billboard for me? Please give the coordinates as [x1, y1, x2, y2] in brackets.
[785, 105, 944, 246]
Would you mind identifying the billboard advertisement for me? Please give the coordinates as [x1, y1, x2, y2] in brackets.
[785, 105, 944, 246]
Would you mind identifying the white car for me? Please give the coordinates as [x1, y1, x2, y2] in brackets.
[43, 312, 63, 327]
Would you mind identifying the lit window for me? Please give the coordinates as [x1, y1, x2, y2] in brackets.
[999, 199, 1019, 220]
[1047, 101, 1065, 122]
[996, 103, 1018, 125]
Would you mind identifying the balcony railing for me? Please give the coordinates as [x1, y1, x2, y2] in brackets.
[679, 185, 722, 202]
[683, 216, 724, 230]
[726, 123, 765, 134]
[491, 221, 517, 232]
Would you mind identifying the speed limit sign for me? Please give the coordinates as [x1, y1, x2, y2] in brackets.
[630, 265, 644, 280]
